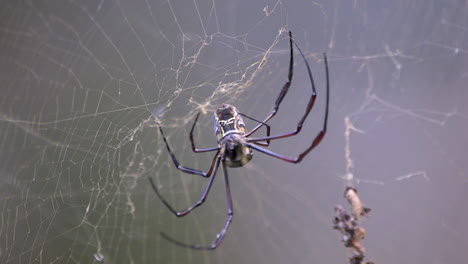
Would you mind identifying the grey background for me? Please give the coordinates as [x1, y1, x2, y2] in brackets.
[0, 0, 467, 263]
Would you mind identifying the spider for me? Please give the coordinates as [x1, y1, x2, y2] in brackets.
[149, 31, 329, 250]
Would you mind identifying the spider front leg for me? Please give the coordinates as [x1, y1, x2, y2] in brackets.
[247, 52, 330, 163]
[247, 38, 327, 145]
[245, 31, 295, 137]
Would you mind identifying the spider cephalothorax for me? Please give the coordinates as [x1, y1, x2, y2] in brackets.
[149, 31, 330, 250]
[213, 104, 247, 140]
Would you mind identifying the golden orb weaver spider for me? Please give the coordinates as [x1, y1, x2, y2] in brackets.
[149, 31, 330, 250]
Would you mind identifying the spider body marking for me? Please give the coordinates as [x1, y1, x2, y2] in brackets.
[149, 31, 330, 250]
[214, 104, 253, 168]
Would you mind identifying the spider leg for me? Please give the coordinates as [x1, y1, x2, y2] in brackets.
[209, 159, 233, 249]
[245, 53, 329, 163]
[158, 124, 219, 177]
[190, 112, 220, 153]
[248, 52, 329, 143]
[245, 31, 295, 137]
[149, 151, 221, 216]
[247, 34, 328, 144]
[247, 127, 324, 163]
[159, 159, 234, 250]
[239, 113, 271, 146]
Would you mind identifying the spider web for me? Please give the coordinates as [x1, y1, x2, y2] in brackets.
[0, 0, 467, 263]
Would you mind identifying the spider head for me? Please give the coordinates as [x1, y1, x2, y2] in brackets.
[213, 104, 247, 142]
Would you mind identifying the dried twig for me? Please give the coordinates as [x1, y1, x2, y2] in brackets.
[333, 187, 373, 264]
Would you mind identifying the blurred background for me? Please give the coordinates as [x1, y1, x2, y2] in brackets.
[0, 0, 467, 263]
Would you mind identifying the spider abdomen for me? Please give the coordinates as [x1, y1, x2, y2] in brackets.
[222, 134, 253, 167]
